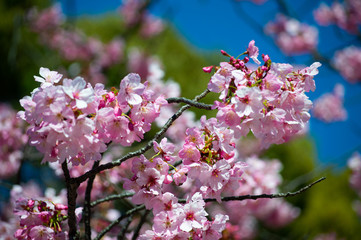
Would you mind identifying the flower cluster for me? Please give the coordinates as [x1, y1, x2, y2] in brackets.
[122, 132, 237, 238]
[28, 5, 124, 84]
[0, 104, 28, 179]
[14, 199, 70, 239]
[0, 182, 71, 240]
[265, 14, 318, 55]
[333, 46, 361, 83]
[18, 67, 165, 165]
[312, 84, 347, 123]
[139, 192, 228, 239]
[314, 1, 361, 34]
[207, 41, 320, 148]
[176, 116, 247, 200]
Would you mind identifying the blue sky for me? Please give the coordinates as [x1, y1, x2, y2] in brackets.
[57, 0, 361, 167]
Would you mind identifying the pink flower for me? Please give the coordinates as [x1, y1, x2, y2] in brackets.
[300, 62, 321, 92]
[247, 40, 261, 65]
[173, 167, 189, 185]
[202, 214, 229, 240]
[153, 212, 178, 234]
[333, 46, 361, 83]
[34, 67, 62, 88]
[179, 143, 201, 165]
[199, 160, 231, 191]
[179, 193, 208, 232]
[312, 84, 347, 123]
[118, 73, 145, 105]
[63, 77, 95, 109]
[233, 87, 263, 117]
[265, 14, 318, 55]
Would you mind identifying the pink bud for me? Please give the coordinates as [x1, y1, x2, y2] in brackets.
[164, 174, 173, 184]
[262, 54, 270, 62]
[106, 91, 115, 103]
[27, 199, 35, 209]
[220, 50, 230, 57]
[55, 203, 68, 211]
[202, 66, 214, 73]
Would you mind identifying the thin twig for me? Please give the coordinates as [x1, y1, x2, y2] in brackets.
[90, 192, 134, 207]
[62, 161, 80, 240]
[118, 215, 134, 240]
[73, 89, 210, 185]
[83, 160, 100, 240]
[132, 210, 151, 240]
[166, 97, 213, 110]
[94, 205, 146, 240]
[178, 177, 326, 203]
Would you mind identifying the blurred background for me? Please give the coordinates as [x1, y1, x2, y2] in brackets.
[1, 0, 361, 239]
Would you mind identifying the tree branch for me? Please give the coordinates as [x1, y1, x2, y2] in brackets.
[117, 215, 134, 240]
[89, 177, 324, 238]
[166, 97, 213, 110]
[178, 177, 326, 203]
[73, 89, 210, 185]
[90, 192, 134, 208]
[94, 205, 146, 240]
[62, 161, 80, 240]
[83, 160, 100, 240]
[132, 210, 151, 240]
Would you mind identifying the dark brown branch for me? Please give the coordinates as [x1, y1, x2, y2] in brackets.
[94, 205, 146, 240]
[89, 177, 323, 238]
[166, 97, 213, 110]
[73, 89, 210, 185]
[118, 215, 134, 240]
[132, 210, 151, 240]
[62, 161, 80, 240]
[90, 192, 134, 207]
[83, 160, 100, 240]
[178, 177, 326, 203]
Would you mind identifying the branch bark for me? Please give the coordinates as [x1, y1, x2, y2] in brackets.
[178, 177, 326, 203]
[62, 161, 80, 240]
[83, 160, 100, 239]
[94, 205, 146, 240]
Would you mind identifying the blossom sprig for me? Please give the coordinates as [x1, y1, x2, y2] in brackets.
[14, 198, 73, 239]
[138, 192, 229, 239]
[312, 84, 347, 123]
[18, 68, 165, 166]
[207, 41, 321, 148]
[333, 46, 361, 83]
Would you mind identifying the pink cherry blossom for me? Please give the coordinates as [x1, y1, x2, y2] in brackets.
[312, 84, 347, 123]
[247, 40, 261, 65]
[265, 14, 318, 55]
[118, 73, 145, 105]
[63, 77, 95, 109]
[34, 67, 63, 88]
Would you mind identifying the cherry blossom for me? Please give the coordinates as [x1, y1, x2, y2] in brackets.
[312, 84, 347, 123]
